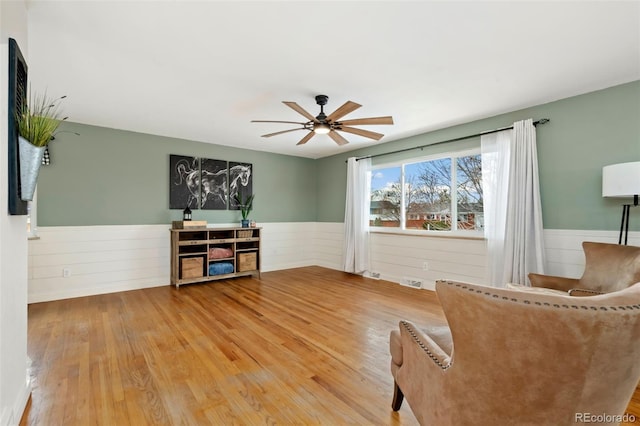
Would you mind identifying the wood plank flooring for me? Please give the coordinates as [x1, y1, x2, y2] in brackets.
[22, 267, 440, 425]
[21, 266, 640, 425]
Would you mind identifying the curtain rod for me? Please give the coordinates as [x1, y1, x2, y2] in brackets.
[351, 118, 550, 162]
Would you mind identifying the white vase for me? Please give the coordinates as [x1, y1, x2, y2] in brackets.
[18, 136, 45, 201]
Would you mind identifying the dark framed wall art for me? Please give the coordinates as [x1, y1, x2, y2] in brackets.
[170, 155, 253, 212]
[169, 155, 200, 209]
[228, 162, 253, 209]
[200, 158, 228, 210]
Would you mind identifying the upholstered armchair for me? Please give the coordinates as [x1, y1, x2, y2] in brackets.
[528, 241, 640, 294]
[390, 280, 640, 425]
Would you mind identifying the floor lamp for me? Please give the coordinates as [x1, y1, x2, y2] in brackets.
[603, 161, 640, 245]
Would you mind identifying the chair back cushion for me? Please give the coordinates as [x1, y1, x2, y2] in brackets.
[424, 280, 640, 424]
[579, 242, 640, 292]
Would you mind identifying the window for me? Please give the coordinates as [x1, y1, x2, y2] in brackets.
[369, 150, 483, 234]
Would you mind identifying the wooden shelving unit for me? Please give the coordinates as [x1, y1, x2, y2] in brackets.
[170, 227, 261, 288]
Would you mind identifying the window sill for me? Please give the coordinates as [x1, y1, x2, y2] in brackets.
[369, 227, 485, 240]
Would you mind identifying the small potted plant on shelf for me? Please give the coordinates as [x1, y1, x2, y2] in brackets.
[16, 91, 67, 201]
[234, 193, 255, 228]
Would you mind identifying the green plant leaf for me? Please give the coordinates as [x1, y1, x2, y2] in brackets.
[16, 90, 67, 147]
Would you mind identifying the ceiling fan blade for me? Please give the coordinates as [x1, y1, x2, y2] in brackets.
[252, 120, 307, 125]
[283, 101, 318, 122]
[261, 128, 306, 138]
[297, 131, 316, 145]
[338, 126, 384, 141]
[328, 130, 349, 146]
[326, 101, 361, 122]
[337, 116, 394, 126]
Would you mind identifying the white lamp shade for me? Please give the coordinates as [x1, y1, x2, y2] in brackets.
[602, 161, 640, 198]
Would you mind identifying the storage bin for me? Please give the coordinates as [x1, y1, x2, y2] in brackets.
[237, 252, 257, 272]
[181, 257, 203, 279]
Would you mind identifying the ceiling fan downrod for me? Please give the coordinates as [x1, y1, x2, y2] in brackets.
[315, 95, 329, 122]
[313, 94, 331, 133]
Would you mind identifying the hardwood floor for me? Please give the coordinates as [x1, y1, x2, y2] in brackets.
[626, 389, 640, 426]
[21, 267, 440, 425]
[21, 266, 640, 425]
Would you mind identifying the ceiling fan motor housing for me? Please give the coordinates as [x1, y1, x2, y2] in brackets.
[315, 95, 329, 106]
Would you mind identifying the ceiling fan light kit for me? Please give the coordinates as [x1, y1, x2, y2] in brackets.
[251, 94, 394, 146]
[313, 123, 331, 134]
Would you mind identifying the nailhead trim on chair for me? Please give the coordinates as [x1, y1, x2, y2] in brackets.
[440, 281, 640, 312]
[567, 288, 605, 296]
[400, 320, 452, 371]
[401, 282, 640, 373]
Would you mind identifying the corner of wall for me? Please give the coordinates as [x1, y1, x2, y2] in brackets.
[1, 1, 32, 423]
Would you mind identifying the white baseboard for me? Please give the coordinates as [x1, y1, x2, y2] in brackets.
[0, 368, 31, 426]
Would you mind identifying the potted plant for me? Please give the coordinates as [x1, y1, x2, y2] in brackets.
[16, 91, 67, 201]
[233, 193, 255, 228]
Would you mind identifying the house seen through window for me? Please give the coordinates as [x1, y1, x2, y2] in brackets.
[370, 150, 483, 233]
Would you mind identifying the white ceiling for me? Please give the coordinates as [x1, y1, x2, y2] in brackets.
[25, 1, 640, 159]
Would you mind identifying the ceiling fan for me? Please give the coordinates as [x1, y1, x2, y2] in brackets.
[251, 95, 394, 146]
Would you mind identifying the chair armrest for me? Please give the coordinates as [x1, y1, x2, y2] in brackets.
[390, 320, 453, 422]
[398, 320, 452, 370]
[528, 273, 579, 292]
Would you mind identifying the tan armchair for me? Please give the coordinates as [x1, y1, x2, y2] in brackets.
[390, 280, 640, 425]
[528, 241, 640, 294]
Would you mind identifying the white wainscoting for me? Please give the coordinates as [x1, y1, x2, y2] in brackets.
[313, 222, 344, 271]
[28, 225, 171, 303]
[260, 222, 316, 271]
[28, 223, 639, 303]
[368, 232, 488, 290]
[542, 229, 640, 278]
[28, 223, 321, 303]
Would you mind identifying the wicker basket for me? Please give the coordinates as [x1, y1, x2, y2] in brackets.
[237, 230, 253, 238]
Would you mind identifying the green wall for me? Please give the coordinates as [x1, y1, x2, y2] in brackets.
[39, 81, 639, 231]
[37, 124, 317, 226]
[316, 80, 640, 231]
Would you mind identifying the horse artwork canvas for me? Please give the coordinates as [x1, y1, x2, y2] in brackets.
[170, 155, 200, 209]
[200, 158, 228, 210]
[228, 162, 253, 210]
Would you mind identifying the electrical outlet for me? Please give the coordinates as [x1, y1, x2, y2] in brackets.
[422, 262, 429, 271]
[62, 268, 71, 278]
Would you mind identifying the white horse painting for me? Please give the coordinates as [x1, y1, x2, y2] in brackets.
[170, 156, 252, 211]
[200, 158, 228, 210]
[229, 163, 252, 208]
[170, 155, 200, 209]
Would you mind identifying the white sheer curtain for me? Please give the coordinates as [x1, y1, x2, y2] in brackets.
[481, 129, 511, 285]
[481, 119, 545, 286]
[343, 157, 371, 274]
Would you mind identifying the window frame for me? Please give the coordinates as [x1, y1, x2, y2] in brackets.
[369, 147, 484, 239]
